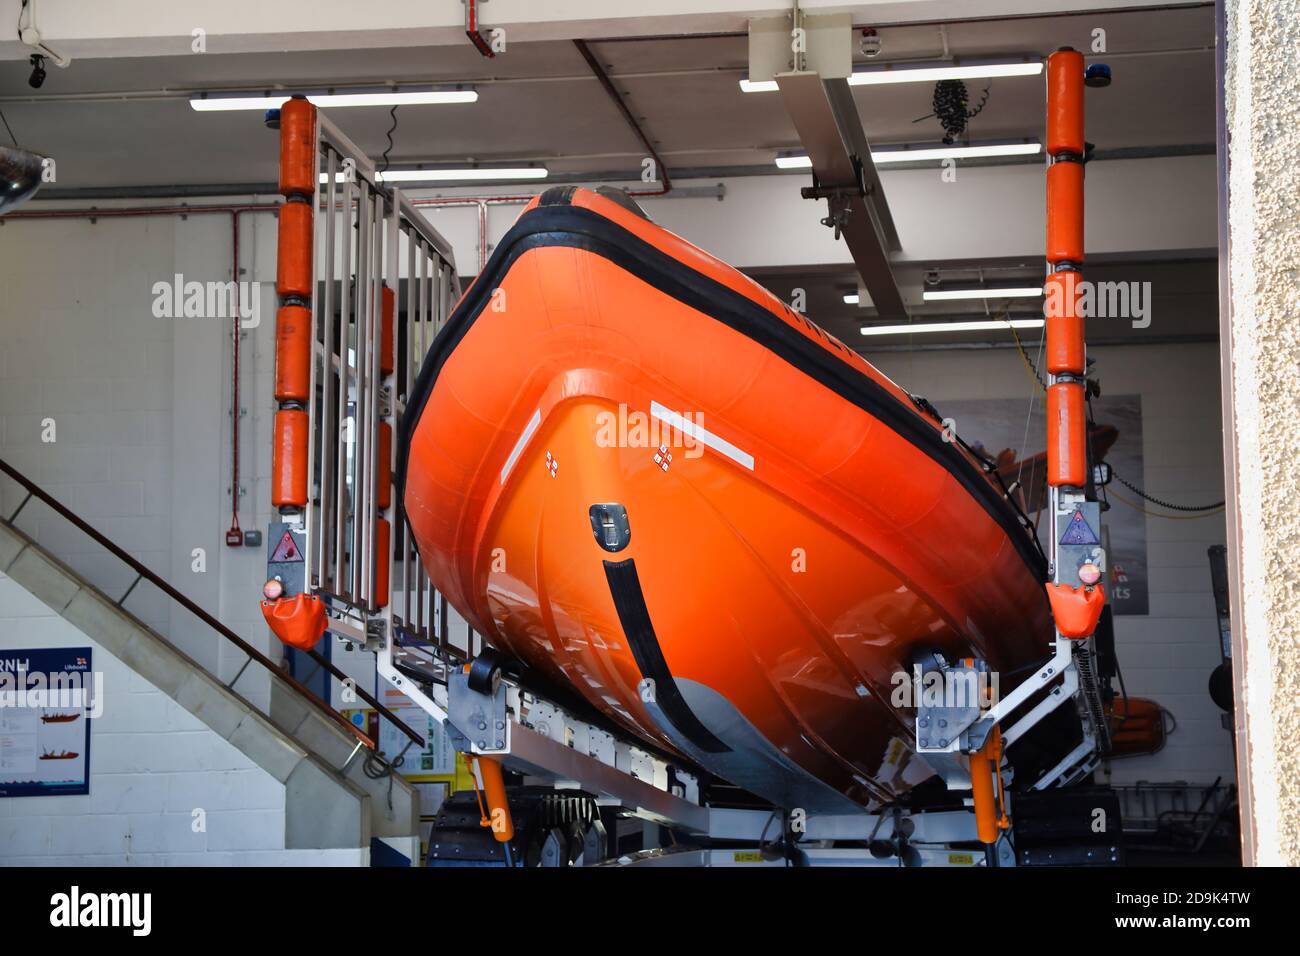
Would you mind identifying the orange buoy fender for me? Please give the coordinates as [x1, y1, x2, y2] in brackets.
[1046, 382, 1087, 487]
[278, 98, 318, 198]
[276, 201, 314, 300]
[1045, 582, 1106, 639]
[272, 408, 309, 508]
[1045, 50, 1085, 155]
[1044, 271, 1085, 376]
[274, 304, 313, 403]
[261, 593, 327, 650]
[1045, 161, 1084, 265]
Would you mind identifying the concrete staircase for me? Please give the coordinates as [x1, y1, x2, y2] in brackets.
[0, 517, 419, 857]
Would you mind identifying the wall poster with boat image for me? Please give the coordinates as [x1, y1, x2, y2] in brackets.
[0, 646, 94, 797]
[940, 393, 1149, 615]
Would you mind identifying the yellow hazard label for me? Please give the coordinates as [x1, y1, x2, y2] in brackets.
[948, 853, 975, 865]
[733, 851, 764, 863]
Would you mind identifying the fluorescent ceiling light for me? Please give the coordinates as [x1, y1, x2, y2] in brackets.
[923, 287, 1044, 301]
[777, 143, 1039, 169]
[741, 61, 1042, 93]
[860, 318, 1045, 337]
[872, 143, 1040, 163]
[849, 62, 1043, 86]
[321, 167, 548, 184]
[843, 293, 860, 304]
[191, 90, 478, 111]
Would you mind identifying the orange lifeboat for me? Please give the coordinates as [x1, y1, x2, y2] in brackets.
[400, 187, 1055, 811]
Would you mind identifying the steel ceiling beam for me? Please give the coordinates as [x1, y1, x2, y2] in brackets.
[776, 71, 907, 320]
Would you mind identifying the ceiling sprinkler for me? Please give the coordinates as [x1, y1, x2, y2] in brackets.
[860, 28, 882, 58]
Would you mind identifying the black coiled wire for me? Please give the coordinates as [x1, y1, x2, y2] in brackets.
[931, 80, 991, 144]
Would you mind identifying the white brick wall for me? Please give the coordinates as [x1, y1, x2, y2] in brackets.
[0, 209, 327, 862]
[0, 572, 367, 864]
[870, 341, 1234, 786]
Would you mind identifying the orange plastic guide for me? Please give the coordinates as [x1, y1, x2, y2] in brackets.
[260, 593, 327, 650]
[1045, 582, 1106, 639]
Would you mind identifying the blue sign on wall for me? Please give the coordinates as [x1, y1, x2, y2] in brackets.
[0, 647, 94, 797]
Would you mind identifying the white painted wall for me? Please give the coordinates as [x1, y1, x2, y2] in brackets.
[869, 341, 1233, 786]
[0, 205, 301, 861]
[0, 573, 363, 865]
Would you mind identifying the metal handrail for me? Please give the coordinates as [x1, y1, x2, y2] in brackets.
[0, 456, 424, 750]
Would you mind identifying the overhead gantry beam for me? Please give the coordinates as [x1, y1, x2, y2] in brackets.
[776, 71, 907, 319]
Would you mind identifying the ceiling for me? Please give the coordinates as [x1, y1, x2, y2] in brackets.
[746, 256, 1220, 352]
[0, 3, 1219, 350]
[0, 5, 1215, 190]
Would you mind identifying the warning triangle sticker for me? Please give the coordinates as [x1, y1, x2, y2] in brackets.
[270, 530, 303, 563]
[1059, 509, 1099, 546]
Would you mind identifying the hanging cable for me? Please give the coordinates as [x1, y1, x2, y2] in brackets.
[1110, 472, 1224, 512]
[380, 105, 398, 175]
[1008, 319, 1048, 392]
[0, 108, 18, 147]
[1107, 486, 1224, 520]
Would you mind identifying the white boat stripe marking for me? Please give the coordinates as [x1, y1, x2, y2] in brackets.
[650, 401, 754, 471]
[500, 408, 542, 484]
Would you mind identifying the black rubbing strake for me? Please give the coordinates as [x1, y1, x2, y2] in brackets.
[602, 558, 730, 754]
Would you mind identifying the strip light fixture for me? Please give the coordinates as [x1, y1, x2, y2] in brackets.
[321, 167, 548, 184]
[777, 142, 1041, 169]
[923, 287, 1044, 301]
[741, 60, 1043, 93]
[191, 89, 478, 111]
[859, 318, 1045, 337]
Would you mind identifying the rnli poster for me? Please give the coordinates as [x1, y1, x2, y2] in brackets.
[942, 394, 1149, 616]
[0, 647, 94, 797]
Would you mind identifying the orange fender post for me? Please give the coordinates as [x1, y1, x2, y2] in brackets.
[272, 98, 317, 524]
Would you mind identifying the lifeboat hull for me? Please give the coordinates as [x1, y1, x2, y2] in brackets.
[401, 188, 1053, 811]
